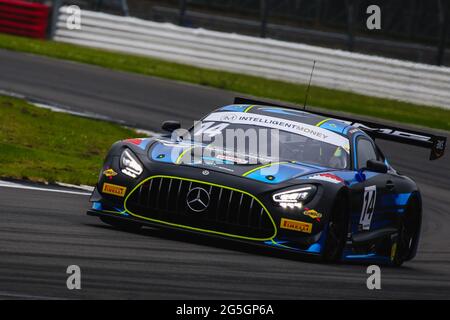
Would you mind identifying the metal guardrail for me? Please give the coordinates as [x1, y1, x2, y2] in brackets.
[54, 7, 450, 109]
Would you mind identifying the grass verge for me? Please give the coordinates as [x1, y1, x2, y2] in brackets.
[0, 95, 143, 185]
[0, 33, 449, 131]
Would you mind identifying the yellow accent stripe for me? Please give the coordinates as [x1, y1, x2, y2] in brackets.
[242, 161, 289, 177]
[271, 239, 292, 249]
[175, 146, 194, 164]
[244, 105, 255, 113]
[123, 175, 278, 241]
[103, 209, 128, 216]
[315, 118, 331, 127]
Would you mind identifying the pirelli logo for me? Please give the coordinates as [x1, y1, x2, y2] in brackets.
[102, 183, 127, 197]
[280, 218, 312, 234]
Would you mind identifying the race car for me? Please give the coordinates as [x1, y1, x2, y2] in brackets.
[87, 97, 446, 266]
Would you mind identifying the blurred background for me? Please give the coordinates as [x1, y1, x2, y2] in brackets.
[1, 1, 450, 301]
[26, 0, 450, 66]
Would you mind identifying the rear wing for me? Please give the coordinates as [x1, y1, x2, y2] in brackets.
[234, 97, 446, 160]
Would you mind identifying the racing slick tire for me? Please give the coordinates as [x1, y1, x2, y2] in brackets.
[100, 216, 142, 233]
[322, 195, 349, 263]
[392, 197, 421, 267]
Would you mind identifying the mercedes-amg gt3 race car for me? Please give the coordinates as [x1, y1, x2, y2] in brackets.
[87, 97, 446, 266]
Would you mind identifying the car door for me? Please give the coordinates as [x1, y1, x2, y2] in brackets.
[352, 136, 392, 233]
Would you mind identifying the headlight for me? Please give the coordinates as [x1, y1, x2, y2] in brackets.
[272, 185, 317, 209]
[120, 149, 143, 178]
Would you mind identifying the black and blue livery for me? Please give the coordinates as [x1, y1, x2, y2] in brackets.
[87, 97, 446, 266]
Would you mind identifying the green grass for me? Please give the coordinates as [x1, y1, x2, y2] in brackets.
[0, 95, 144, 185]
[0, 33, 449, 131]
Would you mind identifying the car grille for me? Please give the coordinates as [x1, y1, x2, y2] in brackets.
[125, 176, 276, 240]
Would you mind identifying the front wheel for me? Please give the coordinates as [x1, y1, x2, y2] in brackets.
[322, 196, 349, 262]
[100, 216, 142, 233]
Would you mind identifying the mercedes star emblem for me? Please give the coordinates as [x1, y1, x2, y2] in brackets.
[221, 114, 237, 122]
[186, 187, 210, 212]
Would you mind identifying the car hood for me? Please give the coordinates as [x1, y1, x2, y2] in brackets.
[148, 138, 331, 184]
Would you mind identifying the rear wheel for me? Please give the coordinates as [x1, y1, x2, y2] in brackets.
[322, 196, 349, 262]
[392, 198, 421, 266]
[100, 216, 142, 232]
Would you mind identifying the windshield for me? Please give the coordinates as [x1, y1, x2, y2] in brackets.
[177, 114, 350, 169]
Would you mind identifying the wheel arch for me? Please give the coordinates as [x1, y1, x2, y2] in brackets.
[321, 186, 352, 262]
[405, 191, 423, 261]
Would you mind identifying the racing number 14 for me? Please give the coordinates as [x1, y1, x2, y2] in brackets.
[360, 186, 376, 231]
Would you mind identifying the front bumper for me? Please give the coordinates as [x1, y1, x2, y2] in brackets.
[89, 146, 337, 254]
[87, 206, 324, 256]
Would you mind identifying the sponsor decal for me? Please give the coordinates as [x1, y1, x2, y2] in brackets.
[308, 173, 344, 184]
[102, 183, 127, 197]
[436, 139, 445, 151]
[280, 218, 312, 234]
[204, 112, 350, 151]
[220, 114, 237, 121]
[214, 165, 235, 172]
[125, 138, 150, 150]
[215, 154, 248, 164]
[103, 168, 117, 179]
[125, 138, 143, 145]
[348, 128, 361, 135]
[303, 208, 322, 221]
[360, 185, 377, 230]
[434, 138, 446, 158]
[349, 122, 431, 142]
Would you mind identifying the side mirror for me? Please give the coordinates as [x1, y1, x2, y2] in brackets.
[365, 159, 388, 173]
[162, 120, 181, 133]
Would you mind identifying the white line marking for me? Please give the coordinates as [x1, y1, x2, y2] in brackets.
[124, 126, 160, 137]
[0, 89, 26, 99]
[33, 102, 116, 122]
[0, 89, 110, 120]
[0, 291, 65, 300]
[0, 89, 160, 136]
[0, 181, 91, 196]
[55, 182, 94, 192]
[0, 91, 159, 192]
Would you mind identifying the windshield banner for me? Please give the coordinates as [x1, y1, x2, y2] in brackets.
[203, 112, 350, 151]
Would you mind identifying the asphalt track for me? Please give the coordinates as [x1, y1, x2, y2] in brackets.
[0, 49, 449, 299]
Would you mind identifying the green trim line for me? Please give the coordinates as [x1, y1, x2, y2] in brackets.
[270, 239, 292, 249]
[315, 118, 331, 127]
[242, 161, 289, 177]
[103, 209, 128, 216]
[244, 105, 255, 113]
[175, 146, 194, 164]
[123, 175, 278, 241]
